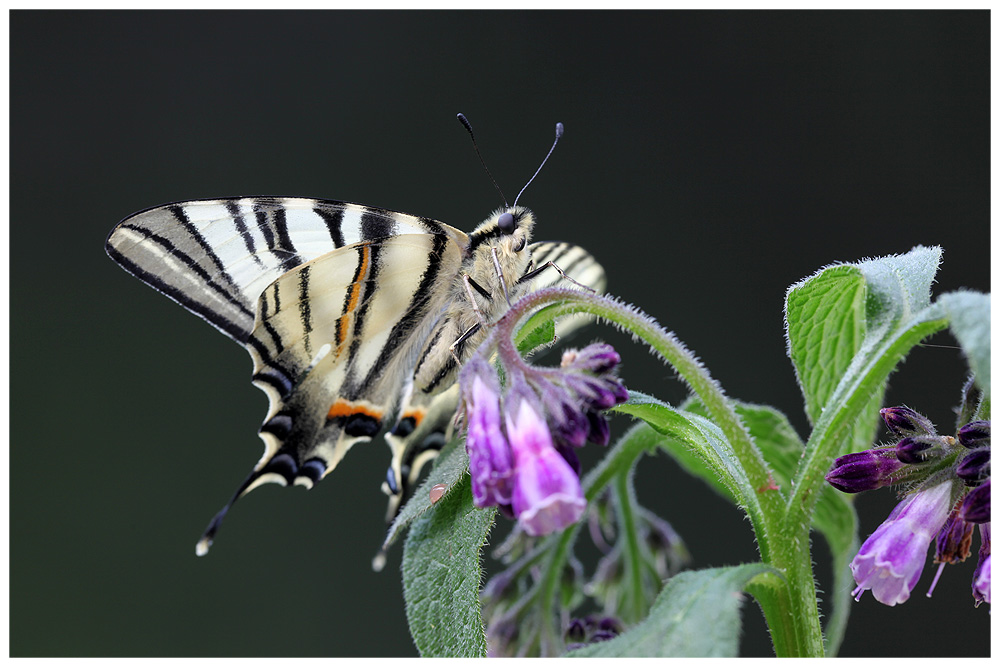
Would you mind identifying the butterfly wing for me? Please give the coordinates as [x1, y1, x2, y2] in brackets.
[106, 198, 469, 553]
[105, 197, 464, 343]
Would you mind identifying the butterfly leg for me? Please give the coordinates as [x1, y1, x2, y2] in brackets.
[461, 273, 492, 324]
[448, 321, 482, 364]
[517, 260, 598, 292]
[490, 246, 512, 305]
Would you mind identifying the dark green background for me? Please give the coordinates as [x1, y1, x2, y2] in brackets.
[11, 10, 989, 657]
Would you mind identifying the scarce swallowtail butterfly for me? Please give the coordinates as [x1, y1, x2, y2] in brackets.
[105, 117, 606, 558]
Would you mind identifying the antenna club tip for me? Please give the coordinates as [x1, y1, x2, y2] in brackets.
[555, 122, 564, 137]
[195, 537, 211, 557]
[372, 551, 387, 572]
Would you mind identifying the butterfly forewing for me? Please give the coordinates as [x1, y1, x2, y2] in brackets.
[105, 197, 460, 343]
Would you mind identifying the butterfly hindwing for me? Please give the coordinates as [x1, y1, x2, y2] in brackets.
[246, 234, 466, 485]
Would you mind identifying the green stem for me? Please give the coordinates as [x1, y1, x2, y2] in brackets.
[613, 467, 647, 623]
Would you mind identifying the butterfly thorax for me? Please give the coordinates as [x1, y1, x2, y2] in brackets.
[411, 206, 535, 395]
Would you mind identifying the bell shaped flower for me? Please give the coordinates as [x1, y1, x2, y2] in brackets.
[850, 481, 955, 606]
[462, 357, 514, 508]
[506, 391, 587, 536]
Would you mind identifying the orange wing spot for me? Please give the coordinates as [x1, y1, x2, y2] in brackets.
[402, 407, 427, 428]
[335, 245, 372, 357]
[327, 398, 384, 421]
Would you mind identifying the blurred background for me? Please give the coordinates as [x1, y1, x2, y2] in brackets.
[10, 10, 988, 657]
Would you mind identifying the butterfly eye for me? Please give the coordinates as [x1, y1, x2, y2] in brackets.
[498, 212, 516, 235]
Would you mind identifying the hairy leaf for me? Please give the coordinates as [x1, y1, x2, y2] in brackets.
[567, 563, 777, 657]
[401, 475, 496, 657]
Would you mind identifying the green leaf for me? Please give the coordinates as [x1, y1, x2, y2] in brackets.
[516, 318, 556, 356]
[401, 474, 496, 657]
[380, 427, 470, 554]
[785, 264, 867, 426]
[785, 246, 942, 455]
[938, 290, 991, 398]
[567, 563, 777, 657]
[612, 392, 755, 512]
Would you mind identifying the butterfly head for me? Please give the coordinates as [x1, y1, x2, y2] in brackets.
[475, 205, 534, 257]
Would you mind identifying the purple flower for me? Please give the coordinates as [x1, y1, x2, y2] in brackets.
[825, 448, 905, 493]
[958, 420, 991, 448]
[850, 481, 955, 606]
[973, 524, 990, 606]
[463, 359, 513, 508]
[959, 478, 991, 524]
[956, 449, 991, 486]
[561, 343, 621, 374]
[506, 396, 586, 536]
[934, 508, 974, 565]
[895, 435, 946, 465]
[880, 406, 937, 437]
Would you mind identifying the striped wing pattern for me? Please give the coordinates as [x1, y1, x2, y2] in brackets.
[105, 197, 459, 344]
[106, 197, 606, 555]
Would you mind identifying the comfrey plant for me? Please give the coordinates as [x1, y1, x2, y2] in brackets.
[385, 245, 988, 657]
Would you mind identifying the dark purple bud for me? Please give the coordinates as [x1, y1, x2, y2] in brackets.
[958, 420, 991, 448]
[581, 378, 619, 410]
[960, 479, 991, 524]
[826, 448, 905, 493]
[554, 402, 590, 448]
[934, 508, 975, 565]
[609, 379, 629, 405]
[896, 436, 934, 464]
[587, 411, 611, 446]
[956, 448, 991, 485]
[565, 618, 588, 644]
[597, 616, 624, 634]
[562, 343, 621, 374]
[881, 406, 937, 437]
[590, 631, 617, 643]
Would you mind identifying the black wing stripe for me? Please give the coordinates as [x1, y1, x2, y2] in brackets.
[361, 234, 450, 389]
[360, 209, 397, 240]
[168, 205, 245, 296]
[314, 205, 345, 248]
[227, 201, 264, 268]
[269, 206, 303, 273]
[298, 265, 313, 356]
[342, 243, 383, 388]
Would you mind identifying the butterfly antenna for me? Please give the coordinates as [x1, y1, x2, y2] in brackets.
[457, 113, 509, 208]
[513, 122, 564, 207]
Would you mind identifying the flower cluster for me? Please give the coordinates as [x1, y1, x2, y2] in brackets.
[825, 406, 990, 607]
[460, 342, 628, 536]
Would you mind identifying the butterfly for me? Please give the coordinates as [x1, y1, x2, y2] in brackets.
[104, 120, 606, 557]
